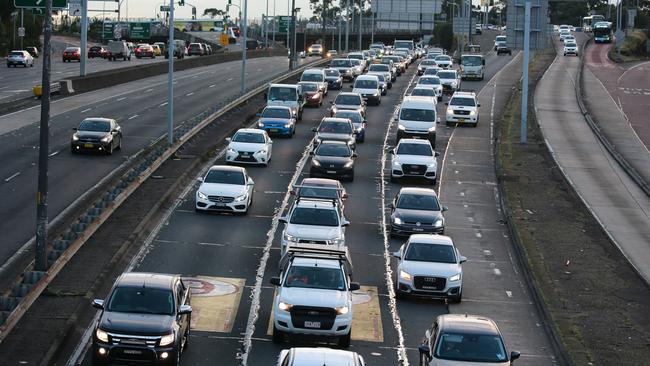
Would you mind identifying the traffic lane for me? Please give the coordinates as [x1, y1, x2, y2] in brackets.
[0, 57, 304, 265]
[247, 64, 425, 366]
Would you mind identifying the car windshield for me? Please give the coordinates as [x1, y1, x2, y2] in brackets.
[419, 77, 440, 85]
[566, 42, 577, 47]
[10, 51, 24, 56]
[78, 120, 111, 132]
[335, 112, 362, 124]
[300, 83, 318, 92]
[400, 108, 436, 122]
[316, 143, 352, 157]
[450, 97, 476, 107]
[335, 95, 361, 105]
[497, 41, 507, 46]
[405, 243, 456, 263]
[396, 193, 440, 210]
[262, 107, 291, 119]
[424, 68, 439, 75]
[411, 88, 436, 97]
[268, 87, 297, 102]
[348, 54, 363, 60]
[311, 45, 322, 49]
[355, 79, 378, 89]
[331, 59, 352, 67]
[350, 59, 361, 66]
[435, 332, 508, 362]
[106, 287, 174, 315]
[319, 121, 352, 134]
[233, 132, 265, 143]
[284, 265, 345, 291]
[496, 36, 506, 43]
[438, 71, 456, 79]
[397, 143, 433, 156]
[302, 73, 323, 82]
[369, 65, 389, 72]
[324, 69, 340, 76]
[204, 169, 245, 185]
[461, 56, 482, 66]
[290, 207, 339, 226]
[435, 55, 451, 62]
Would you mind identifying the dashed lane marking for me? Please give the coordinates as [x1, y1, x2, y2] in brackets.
[183, 276, 245, 333]
[4, 172, 20, 182]
[128, 114, 139, 120]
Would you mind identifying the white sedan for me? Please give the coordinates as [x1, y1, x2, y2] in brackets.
[195, 165, 255, 214]
[226, 128, 273, 166]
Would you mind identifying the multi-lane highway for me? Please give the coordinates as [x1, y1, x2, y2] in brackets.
[67, 48, 556, 365]
[0, 55, 317, 268]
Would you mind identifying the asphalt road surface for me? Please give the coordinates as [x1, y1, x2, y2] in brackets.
[72, 49, 556, 365]
[0, 55, 318, 268]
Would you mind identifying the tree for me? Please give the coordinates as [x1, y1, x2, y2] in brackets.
[203, 8, 226, 19]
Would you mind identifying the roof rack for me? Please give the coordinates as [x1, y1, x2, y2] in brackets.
[294, 196, 338, 206]
[280, 244, 353, 275]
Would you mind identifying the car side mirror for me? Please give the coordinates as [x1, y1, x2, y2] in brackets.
[92, 299, 104, 310]
[311, 127, 318, 132]
[279, 216, 288, 223]
[270, 277, 281, 286]
[329, 100, 334, 104]
[72, 127, 78, 131]
[460, 255, 467, 264]
[393, 117, 398, 122]
[226, 137, 232, 142]
[418, 344, 431, 359]
[352, 153, 358, 158]
[444, 102, 449, 105]
[269, 140, 274, 144]
[389, 149, 395, 155]
[350, 84, 354, 88]
[342, 220, 350, 227]
[197, 177, 203, 182]
[510, 351, 521, 361]
[392, 251, 401, 259]
[263, 93, 267, 99]
[255, 113, 262, 117]
[178, 304, 192, 315]
[309, 151, 314, 156]
[477, 103, 482, 107]
[482, 59, 486, 65]
[442, 206, 449, 212]
[247, 178, 254, 186]
[349, 282, 361, 291]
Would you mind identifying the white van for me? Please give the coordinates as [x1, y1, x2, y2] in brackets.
[352, 74, 381, 105]
[266, 84, 305, 120]
[300, 68, 328, 95]
[396, 96, 438, 148]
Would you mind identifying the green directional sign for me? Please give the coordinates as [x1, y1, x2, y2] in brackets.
[100, 22, 114, 40]
[14, 0, 68, 9]
[129, 22, 151, 39]
[278, 16, 291, 34]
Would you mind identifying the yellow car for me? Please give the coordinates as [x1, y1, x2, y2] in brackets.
[151, 44, 162, 56]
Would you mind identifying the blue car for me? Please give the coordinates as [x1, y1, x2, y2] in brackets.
[256, 106, 296, 137]
[334, 110, 366, 143]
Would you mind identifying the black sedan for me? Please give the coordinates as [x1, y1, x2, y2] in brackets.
[71, 118, 122, 155]
[324, 68, 343, 90]
[389, 187, 447, 236]
[309, 140, 357, 182]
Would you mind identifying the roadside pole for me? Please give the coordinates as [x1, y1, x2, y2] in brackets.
[520, 0, 531, 143]
[35, 0, 54, 272]
[241, 0, 248, 94]
[371, 10, 374, 44]
[20, 9, 24, 50]
[272, 0, 276, 46]
[80, 0, 88, 76]
[358, 0, 362, 50]
[265, 0, 268, 48]
[345, 5, 349, 52]
[167, 0, 174, 147]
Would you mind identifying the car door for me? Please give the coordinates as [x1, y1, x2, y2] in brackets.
[265, 133, 273, 159]
[176, 279, 191, 335]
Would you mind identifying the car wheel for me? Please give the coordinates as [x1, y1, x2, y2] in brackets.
[450, 289, 462, 303]
[431, 178, 437, 186]
[348, 174, 354, 182]
[183, 320, 190, 350]
[107, 142, 114, 155]
[272, 325, 284, 343]
[338, 330, 351, 348]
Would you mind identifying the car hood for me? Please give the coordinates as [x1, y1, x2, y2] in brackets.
[394, 208, 443, 222]
[279, 287, 348, 308]
[394, 155, 436, 166]
[76, 131, 110, 140]
[285, 224, 342, 240]
[429, 359, 511, 366]
[98, 311, 174, 336]
[228, 141, 267, 152]
[401, 260, 461, 278]
[198, 182, 247, 197]
[316, 132, 354, 141]
[314, 156, 353, 166]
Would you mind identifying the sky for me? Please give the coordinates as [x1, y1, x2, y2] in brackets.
[117, 0, 315, 21]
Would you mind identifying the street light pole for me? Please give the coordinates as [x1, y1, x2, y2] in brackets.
[520, 0, 531, 144]
[265, 0, 269, 48]
[241, 0, 248, 94]
[80, 0, 88, 76]
[358, 0, 362, 50]
[167, 0, 174, 147]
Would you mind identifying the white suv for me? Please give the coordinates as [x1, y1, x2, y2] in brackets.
[270, 245, 360, 348]
[393, 234, 466, 302]
[445, 91, 480, 126]
[390, 138, 439, 184]
[280, 198, 349, 255]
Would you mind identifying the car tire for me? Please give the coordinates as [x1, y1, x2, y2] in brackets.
[431, 178, 437, 186]
[30, 63, 34, 67]
[117, 136, 123, 150]
[107, 142, 114, 155]
[183, 319, 191, 350]
[272, 325, 284, 343]
[338, 330, 351, 348]
[450, 289, 462, 303]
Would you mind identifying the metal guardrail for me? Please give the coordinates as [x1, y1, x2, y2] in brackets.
[0, 57, 329, 343]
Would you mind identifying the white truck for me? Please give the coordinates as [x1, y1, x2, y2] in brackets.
[459, 54, 485, 80]
[107, 40, 131, 61]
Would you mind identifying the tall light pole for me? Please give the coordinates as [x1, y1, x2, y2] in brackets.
[345, 3, 350, 52]
[358, 0, 362, 50]
[167, 0, 174, 147]
[80, 0, 88, 76]
[520, 0, 531, 143]
[273, 0, 276, 45]
[241, 0, 248, 93]
[265, 0, 269, 48]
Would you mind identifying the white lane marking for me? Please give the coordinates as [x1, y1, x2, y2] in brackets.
[186, 92, 194, 96]
[240, 137, 316, 366]
[116, 97, 127, 101]
[209, 84, 216, 88]
[49, 150, 61, 157]
[506, 290, 513, 298]
[226, 77, 234, 81]
[4, 172, 21, 182]
[476, 232, 482, 238]
[159, 102, 168, 107]
[378, 70, 420, 366]
[80, 108, 92, 113]
[128, 114, 139, 120]
[493, 268, 502, 276]
[146, 88, 154, 92]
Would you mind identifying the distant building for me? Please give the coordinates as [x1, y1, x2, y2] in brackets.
[371, 0, 442, 31]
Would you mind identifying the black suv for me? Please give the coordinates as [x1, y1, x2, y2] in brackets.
[91, 273, 192, 366]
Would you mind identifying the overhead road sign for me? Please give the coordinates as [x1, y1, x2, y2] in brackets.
[278, 16, 291, 34]
[68, 0, 82, 16]
[129, 22, 151, 39]
[14, 0, 68, 8]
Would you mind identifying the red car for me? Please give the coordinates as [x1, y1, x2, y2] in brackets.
[134, 44, 155, 58]
[298, 82, 323, 107]
[62, 47, 81, 62]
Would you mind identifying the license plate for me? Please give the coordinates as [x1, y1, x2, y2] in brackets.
[270, 129, 279, 133]
[458, 118, 465, 123]
[123, 350, 142, 355]
[83, 143, 93, 148]
[304, 321, 321, 328]
[422, 286, 436, 290]
[326, 170, 336, 174]
[413, 228, 424, 231]
[215, 202, 226, 207]
[409, 171, 420, 175]
[241, 152, 250, 156]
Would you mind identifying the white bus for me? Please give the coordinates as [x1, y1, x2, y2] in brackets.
[582, 15, 606, 32]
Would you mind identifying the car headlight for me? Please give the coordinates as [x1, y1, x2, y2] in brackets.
[393, 216, 403, 225]
[283, 233, 297, 242]
[427, 162, 437, 168]
[278, 301, 293, 311]
[373, 92, 379, 97]
[95, 329, 109, 343]
[159, 332, 175, 346]
[399, 270, 412, 281]
[335, 306, 349, 315]
[197, 191, 208, 200]
[449, 273, 462, 282]
[257, 121, 265, 128]
[234, 194, 247, 202]
[227, 147, 237, 154]
[447, 108, 454, 115]
[101, 135, 111, 143]
[451, 82, 457, 87]
[428, 126, 436, 132]
[312, 159, 321, 167]
[434, 218, 444, 227]
[392, 160, 402, 167]
[72, 134, 79, 141]
[343, 161, 354, 168]
[398, 124, 406, 130]
[331, 107, 338, 113]
[256, 149, 267, 155]
[469, 110, 476, 116]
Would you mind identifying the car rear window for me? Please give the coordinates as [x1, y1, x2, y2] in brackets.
[10, 51, 24, 56]
[334, 94, 361, 105]
[79, 120, 111, 132]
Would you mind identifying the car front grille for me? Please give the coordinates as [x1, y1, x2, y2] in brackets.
[413, 276, 446, 291]
[235, 151, 257, 162]
[297, 239, 328, 244]
[454, 110, 471, 115]
[290, 306, 337, 330]
[403, 164, 427, 175]
[208, 196, 234, 203]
